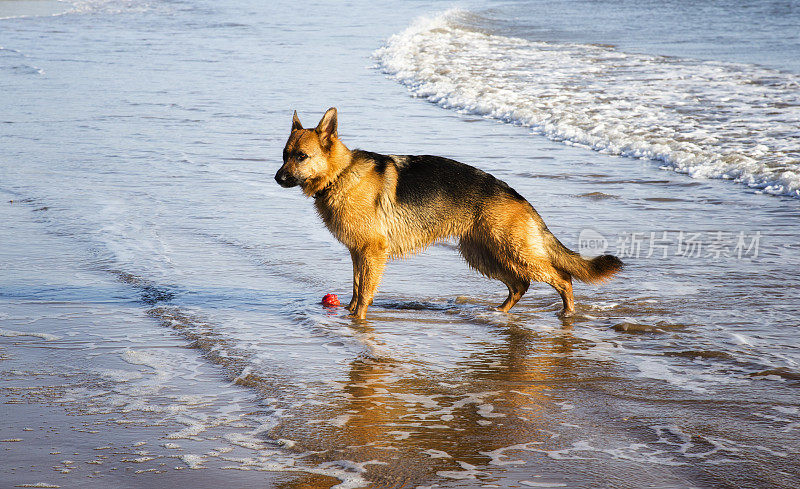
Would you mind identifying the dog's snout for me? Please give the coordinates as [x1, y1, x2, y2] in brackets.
[275, 168, 298, 188]
[274, 169, 288, 186]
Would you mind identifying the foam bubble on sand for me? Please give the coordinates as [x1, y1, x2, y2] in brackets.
[375, 9, 800, 198]
[179, 453, 205, 469]
[477, 403, 505, 418]
[327, 414, 352, 428]
[120, 348, 176, 384]
[386, 430, 414, 441]
[480, 443, 537, 466]
[165, 417, 208, 440]
[223, 432, 267, 451]
[0, 328, 60, 341]
[250, 459, 380, 489]
[121, 456, 156, 463]
[276, 438, 296, 448]
[422, 448, 452, 459]
[436, 460, 486, 479]
[95, 368, 143, 382]
[451, 391, 501, 409]
[773, 406, 799, 415]
[393, 392, 443, 409]
[121, 349, 162, 368]
[520, 481, 567, 488]
[635, 358, 713, 393]
[652, 424, 789, 459]
[730, 333, 753, 346]
[527, 439, 687, 466]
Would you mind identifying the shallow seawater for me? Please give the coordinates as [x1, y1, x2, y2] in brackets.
[2, 0, 799, 488]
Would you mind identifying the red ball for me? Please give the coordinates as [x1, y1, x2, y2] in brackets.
[321, 293, 340, 307]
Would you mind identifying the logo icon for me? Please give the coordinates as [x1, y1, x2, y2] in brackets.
[578, 229, 608, 257]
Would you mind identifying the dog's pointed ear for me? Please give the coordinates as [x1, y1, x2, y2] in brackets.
[291, 110, 303, 131]
[315, 107, 338, 146]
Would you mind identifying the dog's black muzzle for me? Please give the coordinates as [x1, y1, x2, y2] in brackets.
[275, 169, 300, 188]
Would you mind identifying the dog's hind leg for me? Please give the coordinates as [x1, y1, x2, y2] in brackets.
[497, 276, 530, 313]
[547, 270, 574, 316]
[459, 236, 529, 312]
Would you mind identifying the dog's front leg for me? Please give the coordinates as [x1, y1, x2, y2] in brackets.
[347, 248, 360, 313]
[352, 246, 387, 320]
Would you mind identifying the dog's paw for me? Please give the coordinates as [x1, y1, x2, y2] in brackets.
[557, 308, 575, 318]
[348, 312, 367, 321]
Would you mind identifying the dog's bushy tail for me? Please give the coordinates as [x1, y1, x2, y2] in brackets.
[548, 237, 623, 283]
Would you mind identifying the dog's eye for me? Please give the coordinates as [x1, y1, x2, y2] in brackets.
[296, 152, 308, 161]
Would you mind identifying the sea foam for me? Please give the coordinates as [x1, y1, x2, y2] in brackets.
[374, 9, 800, 198]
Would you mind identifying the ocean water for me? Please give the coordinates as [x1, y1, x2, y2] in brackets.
[375, 4, 800, 198]
[2, 0, 799, 488]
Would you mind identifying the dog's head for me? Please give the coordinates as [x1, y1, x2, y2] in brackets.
[275, 107, 340, 196]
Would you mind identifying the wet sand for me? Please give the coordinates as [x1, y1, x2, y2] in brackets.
[0, 198, 282, 488]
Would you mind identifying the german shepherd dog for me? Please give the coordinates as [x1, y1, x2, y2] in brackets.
[275, 108, 622, 320]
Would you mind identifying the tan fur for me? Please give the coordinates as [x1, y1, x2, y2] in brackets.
[276, 108, 622, 320]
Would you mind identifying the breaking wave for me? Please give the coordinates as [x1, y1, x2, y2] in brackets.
[374, 9, 800, 198]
